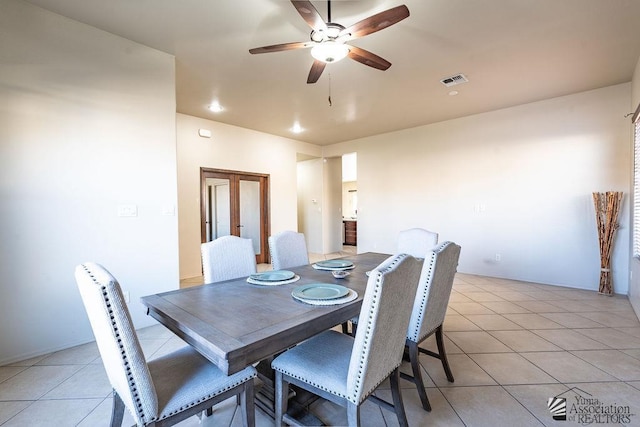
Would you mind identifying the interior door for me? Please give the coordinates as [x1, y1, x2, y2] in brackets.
[201, 168, 270, 264]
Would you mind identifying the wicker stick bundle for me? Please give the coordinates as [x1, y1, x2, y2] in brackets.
[592, 191, 623, 295]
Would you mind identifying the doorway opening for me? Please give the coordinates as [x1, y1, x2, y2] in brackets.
[200, 168, 270, 264]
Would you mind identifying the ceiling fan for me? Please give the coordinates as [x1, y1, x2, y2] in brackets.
[249, 0, 410, 84]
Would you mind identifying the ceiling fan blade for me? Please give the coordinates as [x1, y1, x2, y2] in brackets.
[341, 5, 410, 40]
[307, 60, 326, 84]
[291, 1, 327, 31]
[249, 41, 313, 54]
[347, 46, 391, 71]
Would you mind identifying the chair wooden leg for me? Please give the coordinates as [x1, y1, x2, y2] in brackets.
[111, 390, 125, 427]
[240, 379, 256, 427]
[408, 341, 431, 412]
[435, 325, 454, 382]
[341, 322, 350, 334]
[389, 368, 409, 427]
[274, 371, 288, 427]
[347, 402, 361, 427]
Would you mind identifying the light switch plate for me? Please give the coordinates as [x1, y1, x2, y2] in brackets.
[117, 204, 138, 217]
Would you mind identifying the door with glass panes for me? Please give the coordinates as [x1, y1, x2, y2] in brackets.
[200, 168, 269, 264]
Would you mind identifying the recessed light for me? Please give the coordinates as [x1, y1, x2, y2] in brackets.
[208, 101, 224, 113]
[448, 90, 459, 96]
[291, 122, 303, 133]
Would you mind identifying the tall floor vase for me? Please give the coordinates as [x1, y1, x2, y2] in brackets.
[592, 191, 623, 296]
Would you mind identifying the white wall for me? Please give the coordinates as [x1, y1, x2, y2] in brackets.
[297, 159, 324, 253]
[177, 114, 321, 278]
[629, 55, 640, 316]
[0, 0, 178, 364]
[325, 84, 631, 293]
[323, 157, 344, 253]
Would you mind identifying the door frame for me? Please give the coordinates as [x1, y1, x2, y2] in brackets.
[200, 167, 270, 264]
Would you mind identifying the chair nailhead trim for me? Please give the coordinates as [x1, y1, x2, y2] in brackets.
[82, 264, 150, 423]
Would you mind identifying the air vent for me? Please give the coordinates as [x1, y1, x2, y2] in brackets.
[440, 74, 468, 87]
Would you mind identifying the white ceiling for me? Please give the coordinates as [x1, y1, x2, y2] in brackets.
[24, 0, 640, 146]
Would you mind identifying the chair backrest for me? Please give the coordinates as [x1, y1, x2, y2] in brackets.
[201, 235, 257, 283]
[268, 230, 309, 270]
[407, 241, 461, 343]
[75, 262, 157, 425]
[397, 228, 438, 258]
[347, 254, 423, 404]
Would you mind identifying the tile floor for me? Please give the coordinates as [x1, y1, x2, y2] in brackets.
[2, 248, 640, 426]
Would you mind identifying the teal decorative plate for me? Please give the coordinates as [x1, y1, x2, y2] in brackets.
[292, 283, 350, 300]
[315, 260, 354, 269]
[249, 270, 295, 282]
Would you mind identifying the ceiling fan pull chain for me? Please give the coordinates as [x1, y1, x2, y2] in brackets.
[328, 72, 333, 107]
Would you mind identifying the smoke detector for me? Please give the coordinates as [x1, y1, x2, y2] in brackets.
[440, 74, 468, 87]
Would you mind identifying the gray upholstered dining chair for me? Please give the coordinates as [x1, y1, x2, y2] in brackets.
[201, 235, 257, 283]
[268, 230, 309, 270]
[75, 262, 257, 427]
[402, 241, 461, 412]
[347, 227, 438, 335]
[271, 253, 423, 427]
[397, 227, 438, 258]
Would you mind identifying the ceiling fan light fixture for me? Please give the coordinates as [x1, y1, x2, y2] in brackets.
[311, 41, 349, 63]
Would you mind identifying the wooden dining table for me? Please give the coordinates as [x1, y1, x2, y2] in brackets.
[141, 252, 389, 417]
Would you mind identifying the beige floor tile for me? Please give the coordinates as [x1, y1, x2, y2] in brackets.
[531, 329, 611, 351]
[0, 365, 82, 400]
[521, 352, 617, 383]
[513, 300, 565, 313]
[623, 348, 640, 360]
[446, 331, 513, 353]
[465, 314, 523, 330]
[423, 354, 497, 387]
[2, 398, 103, 427]
[469, 353, 558, 385]
[539, 312, 605, 328]
[570, 350, 640, 381]
[550, 289, 601, 300]
[5, 354, 49, 367]
[503, 313, 564, 329]
[42, 363, 112, 399]
[0, 401, 32, 424]
[464, 292, 506, 302]
[35, 341, 101, 365]
[448, 292, 474, 303]
[520, 290, 561, 301]
[491, 291, 539, 301]
[546, 300, 602, 312]
[0, 366, 26, 383]
[504, 384, 570, 427]
[447, 302, 496, 315]
[488, 330, 562, 352]
[378, 387, 466, 427]
[443, 314, 482, 331]
[452, 284, 484, 293]
[576, 311, 640, 327]
[615, 327, 640, 338]
[575, 328, 640, 349]
[307, 394, 388, 427]
[441, 385, 545, 427]
[479, 300, 532, 314]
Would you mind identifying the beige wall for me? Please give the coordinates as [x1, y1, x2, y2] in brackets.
[629, 56, 640, 316]
[0, 0, 178, 364]
[325, 84, 631, 292]
[176, 114, 321, 278]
